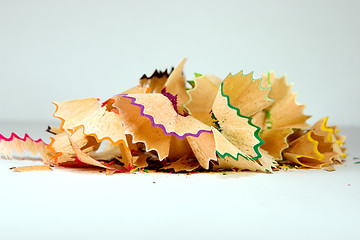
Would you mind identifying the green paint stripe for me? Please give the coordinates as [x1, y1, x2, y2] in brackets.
[216, 81, 264, 161]
[183, 78, 198, 114]
[236, 71, 273, 101]
[216, 149, 251, 162]
[187, 80, 195, 88]
[185, 73, 205, 113]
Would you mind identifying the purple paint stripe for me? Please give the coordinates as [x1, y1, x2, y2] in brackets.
[122, 95, 211, 140]
[0, 132, 47, 145]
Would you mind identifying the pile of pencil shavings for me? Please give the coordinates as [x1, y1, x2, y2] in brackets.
[0, 59, 347, 174]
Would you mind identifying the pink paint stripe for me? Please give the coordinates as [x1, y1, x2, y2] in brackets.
[121, 95, 211, 140]
[0, 132, 47, 145]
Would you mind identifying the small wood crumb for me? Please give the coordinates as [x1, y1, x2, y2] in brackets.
[325, 166, 336, 172]
[105, 169, 116, 175]
[11, 165, 52, 172]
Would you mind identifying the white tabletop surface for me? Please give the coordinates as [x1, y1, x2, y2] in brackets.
[0, 122, 359, 240]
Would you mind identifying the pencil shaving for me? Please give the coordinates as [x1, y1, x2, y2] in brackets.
[0, 59, 347, 173]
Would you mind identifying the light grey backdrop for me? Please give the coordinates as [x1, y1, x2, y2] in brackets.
[1, 0, 359, 126]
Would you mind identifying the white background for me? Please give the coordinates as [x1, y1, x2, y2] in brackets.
[0, 123, 360, 240]
[1, 0, 360, 126]
[1, 1, 360, 240]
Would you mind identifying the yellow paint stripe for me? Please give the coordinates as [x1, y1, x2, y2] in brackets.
[336, 140, 343, 146]
[307, 131, 325, 160]
[291, 131, 325, 167]
[130, 167, 138, 173]
[292, 155, 319, 168]
[320, 117, 333, 142]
